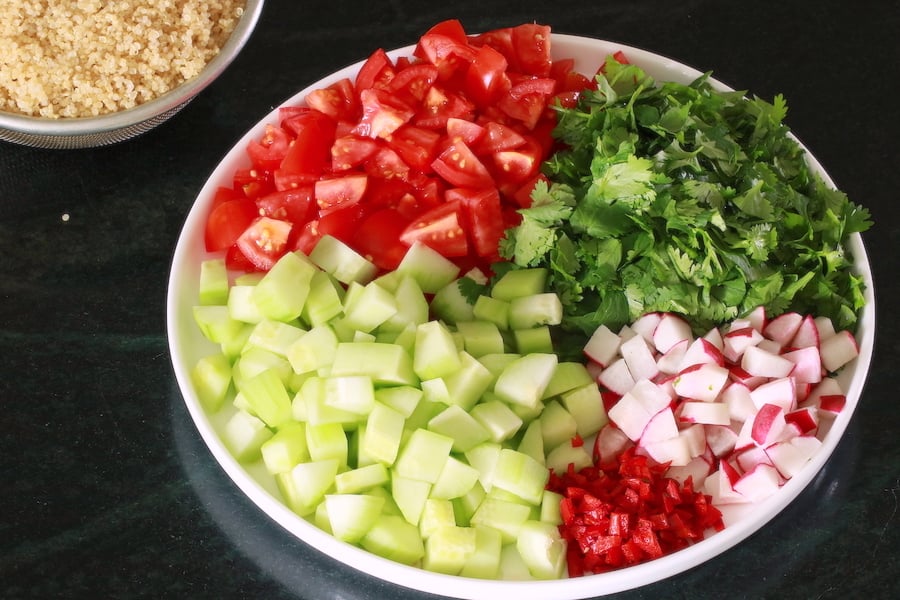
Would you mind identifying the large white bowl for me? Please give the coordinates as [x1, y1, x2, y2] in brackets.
[166, 34, 875, 599]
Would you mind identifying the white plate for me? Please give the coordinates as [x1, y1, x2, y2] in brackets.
[166, 34, 875, 599]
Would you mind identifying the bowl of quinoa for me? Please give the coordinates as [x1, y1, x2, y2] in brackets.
[0, 0, 263, 149]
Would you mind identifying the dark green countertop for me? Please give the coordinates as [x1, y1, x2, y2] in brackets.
[2, 1, 899, 598]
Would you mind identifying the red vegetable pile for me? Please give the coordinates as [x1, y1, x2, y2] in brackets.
[547, 448, 725, 576]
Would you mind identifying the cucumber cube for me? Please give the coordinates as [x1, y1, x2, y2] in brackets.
[442, 351, 494, 411]
[423, 526, 477, 575]
[191, 353, 232, 412]
[343, 281, 398, 333]
[240, 368, 293, 428]
[490, 449, 549, 505]
[508, 293, 563, 330]
[360, 514, 425, 565]
[286, 324, 339, 374]
[324, 494, 385, 543]
[419, 498, 457, 539]
[396, 241, 461, 293]
[334, 462, 390, 494]
[305, 422, 349, 465]
[301, 270, 345, 327]
[391, 474, 432, 525]
[431, 278, 475, 325]
[237, 347, 293, 383]
[222, 409, 273, 462]
[516, 520, 566, 580]
[452, 481, 486, 527]
[513, 326, 554, 354]
[431, 456, 481, 500]
[455, 320, 505, 358]
[464, 442, 502, 492]
[330, 342, 418, 387]
[543, 361, 595, 399]
[560, 382, 609, 438]
[260, 421, 309, 474]
[459, 526, 502, 579]
[414, 320, 462, 380]
[469, 497, 531, 544]
[246, 319, 306, 357]
[540, 490, 564, 525]
[284, 458, 340, 515]
[545, 442, 593, 475]
[490, 268, 548, 301]
[470, 400, 523, 444]
[380, 275, 429, 332]
[472, 295, 509, 330]
[427, 405, 491, 453]
[393, 429, 454, 484]
[516, 419, 545, 465]
[252, 251, 317, 323]
[198, 258, 229, 305]
[324, 375, 375, 415]
[373, 386, 422, 418]
[540, 400, 578, 450]
[300, 376, 361, 426]
[493, 353, 558, 410]
[228, 285, 264, 324]
[477, 353, 521, 378]
[309, 234, 378, 285]
[498, 543, 535, 581]
[193, 305, 243, 344]
[362, 402, 405, 466]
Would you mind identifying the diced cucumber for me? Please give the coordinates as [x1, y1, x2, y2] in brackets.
[342, 281, 398, 333]
[373, 386, 422, 418]
[414, 320, 462, 380]
[490, 449, 550, 505]
[362, 401, 405, 465]
[516, 520, 566, 580]
[543, 361, 595, 399]
[396, 241, 461, 293]
[252, 251, 317, 322]
[306, 422, 349, 465]
[240, 368, 293, 428]
[540, 400, 578, 450]
[469, 497, 531, 544]
[452, 481, 486, 527]
[493, 353, 558, 410]
[458, 526, 502, 579]
[286, 324, 339, 374]
[420, 377, 450, 405]
[540, 490, 564, 525]
[260, 421, 308, 474]
[516, 419, 545, 465]
[380, 275, 429, 332]
[470, 400, 523, 444]
[391, 474, 432, 526]
[508, 293, 563, 330]
[427, 405, 491, 453]
[431, 279, 475, 325]
[245, 319, 306, 357]
[193, 305, 243, 345]
[237, 347, 293, 383]
[300, 376, 361, 426]
[430, 456, 481, 500]
[219, 322, 253, 361]
[455, 320, 505, 358]
[560, 382, 609, 438]
[393, 429, 453, 483]
[301, 270, 345, 327]
[498, 541, 535, 581]
[334, 462, 390, 494]
[284, 458, 340, 515]
[228, 285, 264, 324]
[222, 409, 273, 462]
[360, 514, 425, 565]
[324, 375, 375, 415]
[545, 441, 593, 475]
[477, 353, 521, 378]
[324, 494, 385, 543]
[419, 498, 457, 539]
[464, 442, 502, 492]
[513, 326, 554, 354]
[404, 396, 445, 431]
[442, 351, 494, 411]
[190, 353, 232, 412]
[490, 268, 548, 301]
[198, 258, 229, 305]
[423, 525, 477, 575]
[472, 295, 509, 330]
[309, 235, 378, 285]
[330, 342, 418, 387]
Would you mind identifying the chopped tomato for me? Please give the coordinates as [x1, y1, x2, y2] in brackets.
[305, 78, 360, 122]
[233, 167, 273, 199]
[492, 135, 542, 186]
[385, 125, 441, 172]
[511, 23, 553, 77]
[331, 135, 380, 171]
[446, 117, 485, 145]
[246, 124, 292, 172]
[415, 86, 476, 130]
[355, 48, 395, 93]
[388, 63, 440, 105]
[354, 208, 411, 270]
[255, 187, 316, 224]
[354, 88, 416, 139]
[399, 200, 468, 257]
[315, 174, 368, 215]
[473, 121, 526, 154]
[431, 139, 493, 188]
[450, 187, 505, 259]
[512, 173, 550, 208]
[279, 109, 336, 178]
[235, 217, 293, 271]
[415, 31, 478, 81]
[464, 44, 509, 108]
[205, 198, 258, 252]
[365, 146, 411, 181]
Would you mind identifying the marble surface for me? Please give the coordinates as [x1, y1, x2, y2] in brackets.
[2, 1, 899, 598]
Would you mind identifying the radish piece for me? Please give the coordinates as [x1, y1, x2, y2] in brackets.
[596, 357, 635, 396]
[818, 394, 847, 414]
[745, 306, 767, 332]
[639, 407, 679, 444]
[720, 381, 757, 423]
[608, 380, 672, 441]
[653, 373, 677, 400]
[652, 313, 693, 354]
[734, 445, 772, 473]
[703, 469, 745, 505]
[676, 337, 725, 371]
[763, 312, 803, 345]
[799, 376, 843, 410]
[819, 330, 860, 372]
[741, 345, 795, 379]
[656, 338, 689, 375]
[678, 401, 731, 426]
[617, 323, 637, 343]
[704, 424, 738, 458]
[679, 423, 707, 457]
[593, 424, 632, 463]
[750, 403, 787, 446]
[757, 338, 783, 355]
[749, 377, 796, 412]
[814, 316, 836, 342]
[630, 312, 662, 344]
[789, 314, 820, 349]
[585, 359, 604, 381]
[666, 456, 712, 487]
[727, 365, 767, 390]
[785, 407, 819, 435]
[782, 346, 823, 384]
[722, 326, 764, 363]
[619, 334, 660, 382]
[672, 362, 730, 402]
[702, 326, 724, 351]
[642, 434, 692, 466]
[583, 324, 621, 368]
[732, 463, 782, 502]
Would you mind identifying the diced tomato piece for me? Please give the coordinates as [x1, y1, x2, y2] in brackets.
[464, 43, 509, 108]
[415, 86, 476, 130]
[235, 217, 293, 271]
[498, 90, 548, 130]
[225, 243, 258, 272]
[415, 30, 478, 81]
[355, 48, 395, 93]
[292, 203, 368, 255]
[279, 110, 337, 178]
[399, 200, 468, 257]
[210, 185, 243, 210]
[354, 208, 412, 271]
[431, 139, 494, 188]
[492, 135, 542, 186]
[418, 19, 469, 46]
[255, 186, 316, 224]
[331, 135, 380, 171]
[512, 173, 550, 208]
[204, 198, 258, 252]
[388, 63, 440, 105]
[365, 146, 411, 181]
[314, 174, 368, 215]
[511, 23, 553, 77]
[385, 125, 441, 172]
[473, 121, 526, 154]
[233, 167, 273, 199]
[305, 78, 360, 122]
[246, 124, 293, 172]
[445, 117, 485, 146]
[450, 187, 505, 259]
[353, 88, 416, 139]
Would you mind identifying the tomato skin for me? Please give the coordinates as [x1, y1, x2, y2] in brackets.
[431, 139, 494, 189]
[511, 23, 553, 77]
[473, 121, 526, 154]
[464, 44, 509, 108]
[446, 117, 485, 146]
[205, 198, 258, 252]
[279, 110, 337, 178]
[236, 217, 293, 271]
[305, 78, 360, 122]
[233, 167, 273, 199]
[399, 200, 469, 257]
[354, 88, 416, 139]
[388, 63, 439, 105]
[450, 187, 505, 260]
[255, 186, 316, 224]
[331, 135, 380, 171]
[355, 48, 395, 93]
[415, 86, 475, 130]
[385, 125, 441, 172]
[353, 208, 411, 270]
[246, 124, 293, 172]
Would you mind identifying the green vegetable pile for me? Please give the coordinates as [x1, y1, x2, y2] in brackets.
[499, 56, 872, 336]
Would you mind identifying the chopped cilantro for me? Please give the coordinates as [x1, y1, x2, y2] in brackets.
[501, 57, 872, 335]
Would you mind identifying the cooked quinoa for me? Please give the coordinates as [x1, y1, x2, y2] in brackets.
[0, 0, 246, 118]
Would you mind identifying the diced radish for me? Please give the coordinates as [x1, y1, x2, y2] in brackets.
[782, 346, 823, 384]
[585, 359, 604, 381]
[734, 445, 772, 473]
[619, 334, 660, 382]
[789, 314, 820, 349]
[745, 306, 767, 332]
[727, 365, 767, 390]
[642, 434, 692, 466]
[583, 324, 621, 368]
[676, 337, 725, 371]
[704, 424, 738, 458]
[607, 380, 672, 441]
[814, 316, 836, 341]
[722, 326, 764, 363]
[617, 323, 638, 343]
[596, 357, 635, 396]
[666, 456, 712, 487]
[678, 401, 731, 426]
[763, 312, 803, 345]
[749, 377, 796, 412]
[672, 363, 729, 402]
[794, 380, 812, 403]
[818, 394, 847, 414]
[652, 313, 693, 354]
[819, 330, 860, 372]
[593, 424, 632, 464]
[679, 423, 707, 457]
[732, 463, 782, 502]
[799, 376, 843, 409]
[639, 407, 679, 444]
[720, 381, 757, 423]
[766, 435, 821, 479]
[702, 326, 724, 351]
[785, 407, 819, 435]
[741, 345, 795, 379]
[630, 312, 662, 344]
[750, 403, 787, 446]
[656, 338, 689, 375]
[703, 468, 745, 505]
[653, 373, 677, 400]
